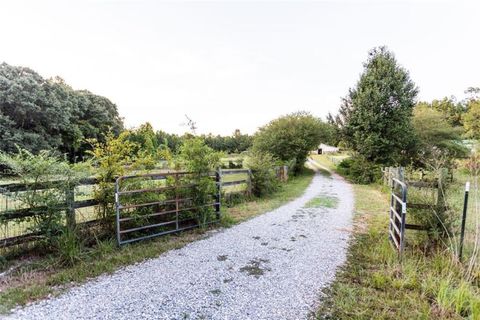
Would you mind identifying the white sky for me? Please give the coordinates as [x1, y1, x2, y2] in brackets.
[1, 0, 479, 135]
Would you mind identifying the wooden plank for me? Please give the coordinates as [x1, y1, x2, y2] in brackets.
[221, 180, 248, 187]
[1, 177, 98, 192]
[220, 169, 251, 175]
[405, 224, 430, 231]
[0, 232, 43, 248]
[73, 199, 99, 209]
[407, 181, 438, 188]
[1, 199, 100, 220]
[408, 203, 431, 210]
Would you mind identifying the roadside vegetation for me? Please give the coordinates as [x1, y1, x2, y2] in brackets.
[317, 46, 480, 319]
[0, 168, 314, 312]
[316, 166, 479, 319]
[2, 45, 480, 318]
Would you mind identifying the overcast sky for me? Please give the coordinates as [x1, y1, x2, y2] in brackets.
[1, 0, 478, 135]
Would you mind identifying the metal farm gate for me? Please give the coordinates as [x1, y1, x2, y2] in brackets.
[387, 169, 445, 257]
[115, 171, 220, 245]
[389, 178, 407, 256]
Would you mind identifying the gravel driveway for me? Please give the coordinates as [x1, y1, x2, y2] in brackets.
[7, 171, 354, 320]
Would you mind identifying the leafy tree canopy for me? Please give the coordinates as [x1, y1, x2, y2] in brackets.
[339, 46, 418, 166]
[0, 62, 124, 161]
[253, 111, 328, 174]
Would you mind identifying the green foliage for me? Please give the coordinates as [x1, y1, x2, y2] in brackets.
[123, 122, 162, 169]
[336, 155, 381, 184]
[339, 47, 418, 166]
[87, 132, 136, 222]
[412, 105, 468, 167]
[202, 129, 253, 154]
[243, 151, 280, 197]
[417, 97, 465, 127]
[0, 63, 124, 161]
[176, 138, 222, 226]
[54, 229, 85, 266]
[253, 111, 327, 174]
[463, 99, 480, 139]
[0, 149, 90, 248]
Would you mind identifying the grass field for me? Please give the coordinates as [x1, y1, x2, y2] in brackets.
[309, 153, 349, 171]
[0, 168, 315, 313]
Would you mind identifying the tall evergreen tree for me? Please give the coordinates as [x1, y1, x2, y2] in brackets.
[340, 47, 418, 165]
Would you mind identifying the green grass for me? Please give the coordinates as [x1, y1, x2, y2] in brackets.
[316, 181, 480, 319]
[0, 168, 315, 313]
[304, 195, 338, 209]
[310, 153, 349, 172]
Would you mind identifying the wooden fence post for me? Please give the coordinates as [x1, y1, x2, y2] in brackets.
[283, 165, 288, 181]
[65, 185, 76, 231]
[436, 168, 447, 214]
[247, 169, 253, 196]
[215, 168, 221, 219]
[388, 167, 393, 187]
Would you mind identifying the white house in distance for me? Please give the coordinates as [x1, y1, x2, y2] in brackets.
[315, 143, 339, 155]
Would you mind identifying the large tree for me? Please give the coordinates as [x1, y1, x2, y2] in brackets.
[340, 47, 418, 165]
[253, 111, 327, 173]
[412, 105, 468, 165]
[0, 62, 123, 160]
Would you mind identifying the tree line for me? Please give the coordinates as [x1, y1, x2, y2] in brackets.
[0, 63, 124, 161]
[0, 62, 255, 161]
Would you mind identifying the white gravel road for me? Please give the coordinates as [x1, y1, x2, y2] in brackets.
[6, 171, 354, 320]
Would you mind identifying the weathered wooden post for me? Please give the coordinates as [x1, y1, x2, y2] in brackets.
[175, 172, 179, 230]
[387, 167, 393, 187]
[436, 168, 447, 211]
[65, 184, 76, 231]
[247, 169, 253, 196]
[283, 165, 289, 181]
[215, 168, 221, 220]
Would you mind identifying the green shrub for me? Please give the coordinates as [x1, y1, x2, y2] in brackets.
[337, 155, 381, 184]
[87, 132, 137, 224]
[252, 111, 329, 174]
[0, 149, 90, 251]
[244, 151, 280, 197]
[176, 138, 222, 226]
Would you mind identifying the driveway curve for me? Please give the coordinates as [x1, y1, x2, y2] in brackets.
[7, 171, 354, 320]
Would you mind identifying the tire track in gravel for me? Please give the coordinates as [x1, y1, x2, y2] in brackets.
[6, 170, 354, 320]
